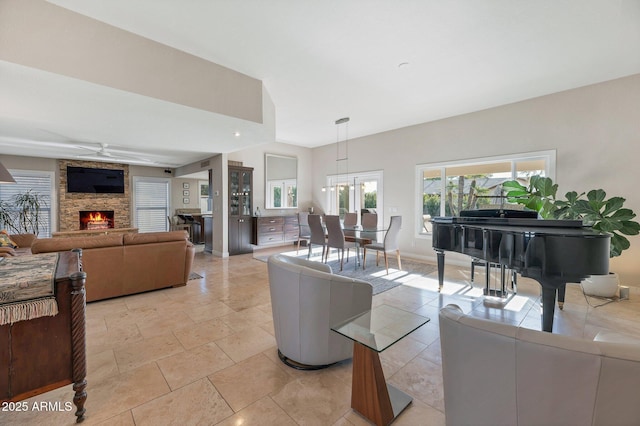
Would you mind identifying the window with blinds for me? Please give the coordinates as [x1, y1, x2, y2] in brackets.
[133, 177, 170, 233]
[0, 170, 53, 237]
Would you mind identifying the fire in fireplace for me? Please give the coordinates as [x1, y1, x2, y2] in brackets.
[79, 211, 115, 230]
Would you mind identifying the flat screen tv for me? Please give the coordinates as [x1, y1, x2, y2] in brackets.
[67, 166, 125, 194]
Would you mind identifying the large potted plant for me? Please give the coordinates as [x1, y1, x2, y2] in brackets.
[0, 189, 48, 236]
[503, 176, 640, 297]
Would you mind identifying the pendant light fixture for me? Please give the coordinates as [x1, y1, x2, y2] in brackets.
[322, 117, 350, 192]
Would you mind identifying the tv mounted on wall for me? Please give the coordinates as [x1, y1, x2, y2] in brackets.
[67, 166, 125, 194]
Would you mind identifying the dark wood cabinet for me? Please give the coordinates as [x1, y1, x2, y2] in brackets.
[1, 252, 87, 423]
[228, 165, 253, 255]
[252, 215, 299, 246]
[203, 215, 213, 253]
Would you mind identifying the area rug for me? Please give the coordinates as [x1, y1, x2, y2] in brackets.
[255, 249, 438, 295]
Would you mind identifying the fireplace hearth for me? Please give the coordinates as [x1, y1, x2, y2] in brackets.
[79, 211, 115, 230]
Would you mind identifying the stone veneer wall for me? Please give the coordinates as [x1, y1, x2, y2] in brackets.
[58, 160, 131, 231]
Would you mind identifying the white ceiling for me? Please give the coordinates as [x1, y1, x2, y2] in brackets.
[1, 0, 640, 168]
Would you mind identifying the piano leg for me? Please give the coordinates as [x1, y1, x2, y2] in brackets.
[557, 284, 566, 310]
[436, 250, 445, 292]
[541, 286, 557, 332]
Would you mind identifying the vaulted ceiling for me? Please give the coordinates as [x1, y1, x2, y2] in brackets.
[1, 0, 639, 167]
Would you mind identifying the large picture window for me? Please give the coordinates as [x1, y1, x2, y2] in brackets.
[416, 150, 555, 235]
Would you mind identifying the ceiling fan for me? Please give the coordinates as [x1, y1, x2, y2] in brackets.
[76, 143, 155, 164]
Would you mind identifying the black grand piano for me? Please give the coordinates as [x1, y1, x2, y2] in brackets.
[431, 210, 610, 332]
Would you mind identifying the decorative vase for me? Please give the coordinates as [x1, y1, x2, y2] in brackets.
[581, 272, 619, 298]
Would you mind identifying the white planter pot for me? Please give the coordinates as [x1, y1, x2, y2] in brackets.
[581, 272, 619, 298]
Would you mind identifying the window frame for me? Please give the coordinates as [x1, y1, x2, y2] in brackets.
[132, 176, 171, 233]
[415, 150, 556, 238]
[266, 178, 297, 209]
[325, 170, 383, 226]
[1, 168, 55, 237]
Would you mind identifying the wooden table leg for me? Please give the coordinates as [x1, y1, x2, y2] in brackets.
[351, 343, 394, 426]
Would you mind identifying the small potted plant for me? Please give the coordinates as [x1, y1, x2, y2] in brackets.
[503, 176, 640, 297]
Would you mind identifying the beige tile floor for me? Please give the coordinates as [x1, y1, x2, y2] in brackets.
[5, 246, 640, 425]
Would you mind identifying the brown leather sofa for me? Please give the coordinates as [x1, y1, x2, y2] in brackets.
[1, 233, 36, 257]
[31, 231, 195, 302]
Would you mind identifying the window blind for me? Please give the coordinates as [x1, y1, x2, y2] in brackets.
[0, 170, 52, 237]
[134, 178, 170, 233]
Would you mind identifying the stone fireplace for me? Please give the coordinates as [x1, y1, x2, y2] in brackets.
[79, 210, 115, 230]
[58, 160, 131, 231]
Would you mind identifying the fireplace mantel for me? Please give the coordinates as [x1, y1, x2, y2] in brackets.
[52, 228, 139, 238]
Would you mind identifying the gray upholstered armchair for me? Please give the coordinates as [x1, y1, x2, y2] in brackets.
[267, 254, 373, 369]
[439, 304, 640, 425]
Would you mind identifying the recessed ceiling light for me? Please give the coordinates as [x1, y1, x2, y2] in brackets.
[234, 131, 241, 137]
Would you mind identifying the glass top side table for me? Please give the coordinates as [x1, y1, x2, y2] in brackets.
[332, 305, 430, 426]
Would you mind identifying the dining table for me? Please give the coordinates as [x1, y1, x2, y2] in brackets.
[343, 226, 387, 270]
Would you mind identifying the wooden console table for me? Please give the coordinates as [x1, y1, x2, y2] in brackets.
[0, 252, 88, 423]
[52, 227, 138, 238]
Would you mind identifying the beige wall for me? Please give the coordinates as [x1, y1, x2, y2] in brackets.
[0, 0, 263, 123]
[228, 142, 314, 215]
[312, 74, 640, 287]
[3, 73, 639, 285]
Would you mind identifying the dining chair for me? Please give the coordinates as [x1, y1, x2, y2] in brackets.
[363, 215, 402, 274]
[343, 212, 358, 228]
[360, 212, 379, 242]
[296, 212, 311, 254]
[361, 212, 378, 229]
[307, 214, 327, 260]
[342, 212, 358, 240]
[324, 215, 357, 271]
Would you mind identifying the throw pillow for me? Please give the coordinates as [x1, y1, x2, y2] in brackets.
[0, 230, 18, 248]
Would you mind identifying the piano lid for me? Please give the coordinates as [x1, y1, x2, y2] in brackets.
[460, 208, 538, 219]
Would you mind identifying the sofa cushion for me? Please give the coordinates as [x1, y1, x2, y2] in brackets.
[8, 233, 36, 249]
[31, 234, 124, 253]
[123, 230, 188, 245]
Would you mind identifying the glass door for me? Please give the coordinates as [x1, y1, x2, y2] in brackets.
[229, 170, 240, 216]
[326, 171, 383, 227]
[241, 170, 252, 216]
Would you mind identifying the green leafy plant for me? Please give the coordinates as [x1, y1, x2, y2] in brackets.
[0, 190, 48, 236]
[554, 189, 640, 257]
[502, 175, 558, 219]
[503, 176, 640, 257]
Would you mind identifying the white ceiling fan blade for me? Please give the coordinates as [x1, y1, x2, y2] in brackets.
[0, 135, 96, 151]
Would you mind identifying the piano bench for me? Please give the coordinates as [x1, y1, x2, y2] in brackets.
[470, 258, 517, 297]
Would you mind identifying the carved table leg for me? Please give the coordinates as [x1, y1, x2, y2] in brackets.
[70, 271, 87, 423]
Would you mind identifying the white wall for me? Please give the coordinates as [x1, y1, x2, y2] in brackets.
[229, 141, 314, 216]
[312, 74, 640, 287]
